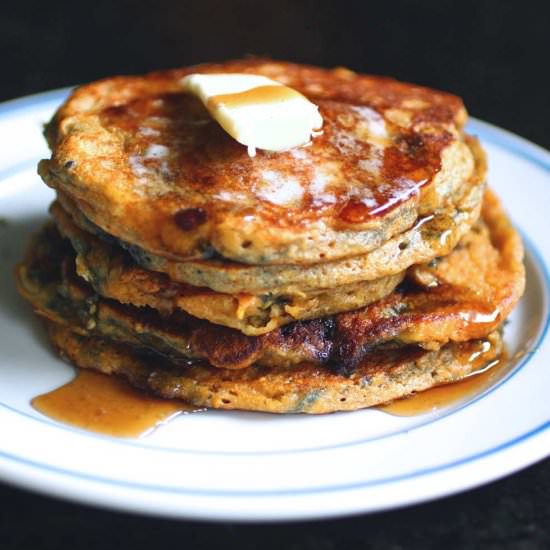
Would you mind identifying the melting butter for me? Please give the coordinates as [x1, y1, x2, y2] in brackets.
[181, 73, 323, 154]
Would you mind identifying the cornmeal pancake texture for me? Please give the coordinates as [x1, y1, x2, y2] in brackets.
[41, 59, 480, 265]
[46, 322, 502, 414]
[48, 190, 521, 346]
[19, 59, 526, 413]
[50, 201, 404, 336]
[17, 192, 523, 384]
[54, 133, 484, 294]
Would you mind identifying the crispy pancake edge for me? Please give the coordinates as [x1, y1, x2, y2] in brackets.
[17, 190, 523, 371]
[54, 134, 485, 294]
[41, 59, 474, 264]
[46, 320, 503, 414]
[51, 201, 404, 335]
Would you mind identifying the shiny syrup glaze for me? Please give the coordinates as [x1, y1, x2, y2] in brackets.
[99, 85, 455, 227]
[208, 85, 303, 109]
[32, 370, 201, 438]
[30, 346, 506, 435]
[379, 342, 507, 416]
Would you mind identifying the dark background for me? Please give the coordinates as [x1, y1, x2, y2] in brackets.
[1, 0, 550, 548]
[2, 0, 550, 149]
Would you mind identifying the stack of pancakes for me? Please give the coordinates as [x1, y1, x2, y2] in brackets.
[17, 60, 525, 413]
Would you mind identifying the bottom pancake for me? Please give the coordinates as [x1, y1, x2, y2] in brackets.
[46, 321, 503, 414]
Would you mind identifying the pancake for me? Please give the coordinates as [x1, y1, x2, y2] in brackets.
[51, 201, 403, 335]
[55, 134, 484, 295]
[332, 190, 525, 364]
[17, 190, 523, 373]
[40, 59, 478, 265]
[17, 240, 335, 370]
[45, 321, 503, 413]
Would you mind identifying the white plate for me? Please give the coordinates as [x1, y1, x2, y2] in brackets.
[0, 89, 549, 522]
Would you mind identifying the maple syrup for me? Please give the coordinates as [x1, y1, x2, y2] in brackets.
[31, 344, 508, 434]
[32, 369, 200, 438]
[208, 85, 302, 110]
[379, 349, 507, 417]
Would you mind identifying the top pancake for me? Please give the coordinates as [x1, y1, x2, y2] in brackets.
[40, 59, 474, 264]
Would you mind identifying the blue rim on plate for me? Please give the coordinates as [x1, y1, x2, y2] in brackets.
[0, 89, 549, 507]
[0, 231, 547, 460]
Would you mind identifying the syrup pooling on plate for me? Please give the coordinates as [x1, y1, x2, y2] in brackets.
[32, 369, 202, 437]
[379, 342, 508, 416]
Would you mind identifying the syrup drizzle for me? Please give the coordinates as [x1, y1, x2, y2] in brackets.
[378, 350, 507, 417]
[207, 85, 303, 110]
[32, 370, 201, 438]
[31, 347, 508, 435]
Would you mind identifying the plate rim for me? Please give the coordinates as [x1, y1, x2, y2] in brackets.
[0, 229, 547, 459]
[0, 88, 549, 521]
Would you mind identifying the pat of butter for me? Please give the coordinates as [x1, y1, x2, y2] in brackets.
[181, 73, 323, 154]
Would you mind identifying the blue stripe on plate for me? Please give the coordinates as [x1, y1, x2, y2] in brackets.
[0, 417, 549, 498]
[0, 231, 547, 458]
[0, 91, 549, 497]
[0, 88, 71, 117]
[0, 159, 40, 182]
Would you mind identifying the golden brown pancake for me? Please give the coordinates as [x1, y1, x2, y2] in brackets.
[45, 321, 503, 414]
[331, 190, 525, 364]
[17, 191, 523, 373]
[40, 59, 479, 265]
[54, 136, 484, 295]
[17, 58, 525, 416]
[50, 201, 403, 335]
